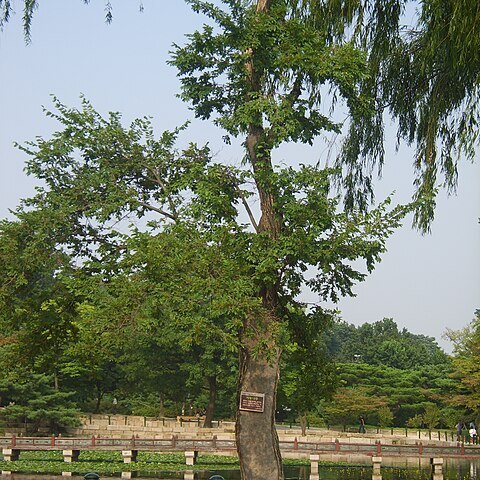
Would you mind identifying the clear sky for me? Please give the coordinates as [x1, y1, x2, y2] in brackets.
[0, 1, 478, 352]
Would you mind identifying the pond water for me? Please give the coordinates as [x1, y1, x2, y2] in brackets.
[2, 461, 480, 480]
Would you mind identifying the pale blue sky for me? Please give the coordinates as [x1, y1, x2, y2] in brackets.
[0, 1, 478, 352]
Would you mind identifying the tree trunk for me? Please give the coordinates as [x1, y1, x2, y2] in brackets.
[236, 341, 282, 480]
[94, 385, 103, 414]
[203, 375, 217, 428]
[158, 395, 165, 419]
[237, 127, 284, 478]
[299, 414, 307, 437]
[237, 104, 284, 480]
[237, 122, 283, 478]
[236, 2, 284, 478]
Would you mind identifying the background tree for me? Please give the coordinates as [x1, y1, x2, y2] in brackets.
[377, 406, 394, 428]
[279, 308, 338, 435]
[323, 387, 386, 428]
[325, 318, 449, 368]
[423, 404, 442, 429]
[340, 0, 480, 231]
[326, 358, 454, 427]
[445, 310, 480, 423]
[0, 373, 80, 434]
[123, 228, 244, 426]
[64, 238, 198, 417]
[0, 213, 80, 390]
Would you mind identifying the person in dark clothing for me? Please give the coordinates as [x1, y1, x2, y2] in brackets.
[457, 422, 464, 441]
[359, 416, 366, 433]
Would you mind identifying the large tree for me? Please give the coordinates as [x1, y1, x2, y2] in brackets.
[13, 96, 403, 480]
[169, 3, 405, 476]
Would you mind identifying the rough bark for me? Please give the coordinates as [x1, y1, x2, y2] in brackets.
[256, 0, 272, 13]
[236, 335, 282, 480]
[203, 375, 217, 428]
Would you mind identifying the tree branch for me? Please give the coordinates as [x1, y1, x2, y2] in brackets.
[234, 184, 259, 233]
[256, 0, 272, 13]
[138, 201, 178, 221]
[144, 164, 179, 220]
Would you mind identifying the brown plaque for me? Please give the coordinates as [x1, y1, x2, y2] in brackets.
[239, 391, 265, 413]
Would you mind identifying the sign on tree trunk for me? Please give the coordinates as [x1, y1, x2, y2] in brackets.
[239, 392, 265, 413]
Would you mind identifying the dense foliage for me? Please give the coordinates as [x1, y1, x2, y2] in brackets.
[445, 310, 480, 421]
[326, 317, 449, 368]
[276, 318, 457, 429]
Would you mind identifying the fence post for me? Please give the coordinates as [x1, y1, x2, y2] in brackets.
[51, 435, 55, 446]
[310, 454, 320, 480]
[372, 456, 382, 476]
[432, 458, 443, 475]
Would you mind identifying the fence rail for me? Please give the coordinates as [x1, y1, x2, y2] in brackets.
[1, 436, 480, 459]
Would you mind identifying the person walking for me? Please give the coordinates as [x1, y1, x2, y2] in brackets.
[469, 425, 477, 444]
[358, 416, 366, 434]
